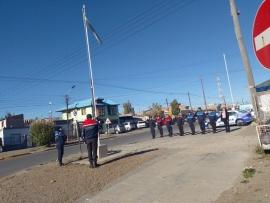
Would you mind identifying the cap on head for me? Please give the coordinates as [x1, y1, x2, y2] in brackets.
[87, 114, 92, 119]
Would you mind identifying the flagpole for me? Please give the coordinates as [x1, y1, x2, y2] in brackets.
[82, 5, 99, 145]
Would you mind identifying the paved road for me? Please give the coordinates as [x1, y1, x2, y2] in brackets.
[0, 124, 199, 179]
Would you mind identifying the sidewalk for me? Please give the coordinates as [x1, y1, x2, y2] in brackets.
[76, 125, 258, 203]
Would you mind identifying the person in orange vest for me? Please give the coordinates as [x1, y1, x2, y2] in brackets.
[156, 115, 163, 137]
[165, 114, 173, 137]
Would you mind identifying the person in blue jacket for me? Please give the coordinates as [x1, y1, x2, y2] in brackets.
[208, 110, 218, 133]
[55, 127, 67, 166]
[195, 107, 206, 134]
[186, 111, 196, 135]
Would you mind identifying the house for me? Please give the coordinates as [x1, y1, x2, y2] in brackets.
[0, 114, 32, 152]
[256, 79, 270, 123]
[56, 97, 120, 135]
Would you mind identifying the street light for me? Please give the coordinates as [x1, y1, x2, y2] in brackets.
[49, 102, 52, 121]
[66, 85, 75, 142]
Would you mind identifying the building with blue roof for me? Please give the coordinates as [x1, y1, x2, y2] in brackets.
[56, 97, 120, 135]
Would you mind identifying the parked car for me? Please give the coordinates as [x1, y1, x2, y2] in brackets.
[106, 124, 126, 134]
[205, 110, 252, 128]
[137, 121, 146, 129]
[123, 122, 136, 131]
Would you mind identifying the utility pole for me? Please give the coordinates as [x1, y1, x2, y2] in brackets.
[65, 95, 69, 141]
[200, 75, 208, 112]
[166, 98, 169, 110]
[229, 0, 258, 117]
[65, 85, 75, 142]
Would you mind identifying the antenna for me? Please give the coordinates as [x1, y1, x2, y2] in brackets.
[217, 74, 226, 107]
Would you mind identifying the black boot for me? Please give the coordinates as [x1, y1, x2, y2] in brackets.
[89, 161, 94, 168]
[93, 160, 99, 168]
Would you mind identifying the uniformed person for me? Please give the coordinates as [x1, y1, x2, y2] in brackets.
[165, 114, 173, 137]
[186, 111, 196, 135]
[156, 115, 163, 137]
[195, 107, 206, 134]
[208, 110, 218, 133]
[175, 114, 184, 136]
[148, 116, 156, 139]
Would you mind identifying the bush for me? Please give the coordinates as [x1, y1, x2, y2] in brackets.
[29, 120, 55, 147]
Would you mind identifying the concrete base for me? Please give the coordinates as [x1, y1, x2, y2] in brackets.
[98, 144, 108, 159]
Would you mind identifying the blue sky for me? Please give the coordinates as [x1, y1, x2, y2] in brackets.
[0, 0, 267, 119]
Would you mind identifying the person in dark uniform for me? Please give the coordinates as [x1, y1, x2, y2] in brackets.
[82, 114, 99, 168]
[165, 115, 173, 137]
[186, 111, 196, 135]
[175, 114, 184, 136]
[156, 115, 163, 137]
[221, 107, 230, 133]
[148, 116, 156, 139]
[55, 127, 67, 166]
[208, 110, 218, 133]
[195, 107, 206, 134]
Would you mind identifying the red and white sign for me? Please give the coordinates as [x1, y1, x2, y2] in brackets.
[253, 0, 270, 70]
[105, 118, 111, 125]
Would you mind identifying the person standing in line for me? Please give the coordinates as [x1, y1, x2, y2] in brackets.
[221, 107, 230, 133]
[195, 107, 206, 134]
[175, 114, 184, 136]
[156, 115, 163, 137]
[55, 127, 67, 166]
[148, 116, 156, 139]
[186, 111, 196, 135]
[81, 114, 99, 168]
[208, 110, 218, 133]
[165, 114, 173, 137]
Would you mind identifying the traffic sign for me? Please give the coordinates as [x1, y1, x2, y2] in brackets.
[253, 0, 270, 69]
[105, 118, 111, 125]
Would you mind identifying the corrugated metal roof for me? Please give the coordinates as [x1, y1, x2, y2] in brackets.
[56, 98, 119, 112]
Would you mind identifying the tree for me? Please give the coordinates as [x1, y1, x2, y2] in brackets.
[171, 99, 180, 116]
[123, 100, 134, 114]
[29, 120, 55, 147]
[5, 112, 13, 118]
[149, 103, 163, 118]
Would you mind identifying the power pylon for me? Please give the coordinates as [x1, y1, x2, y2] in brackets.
[217, 74, 226, 107]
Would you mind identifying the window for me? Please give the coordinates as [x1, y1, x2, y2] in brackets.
[97, 106, 105, 116]
[81, 108, 86, 115]
[108, 105, 117, 115]
[4, 134, 21, 145]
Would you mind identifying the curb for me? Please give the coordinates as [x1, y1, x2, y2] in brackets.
[0, 134, 118, 161]
[0, 152, 33, 160]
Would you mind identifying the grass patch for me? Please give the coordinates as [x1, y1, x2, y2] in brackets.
[242, 167, 256, 179]
[255, 146, 265, 155]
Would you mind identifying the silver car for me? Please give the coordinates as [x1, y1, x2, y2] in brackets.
[106, 124, 126, 134]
